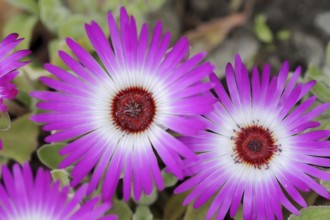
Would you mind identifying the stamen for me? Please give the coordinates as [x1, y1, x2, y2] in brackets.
[111, 87, 156, 133]
[234, 125, 277, 168]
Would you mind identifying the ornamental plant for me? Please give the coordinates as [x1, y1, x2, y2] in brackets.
[31, 7, 215, 201]
[1, 2, 330, 220]
[176, 55, 330, 219]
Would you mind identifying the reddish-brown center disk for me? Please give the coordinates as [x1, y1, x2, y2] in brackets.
[234, 125, 277, 168]
[111, 87, 156, 133]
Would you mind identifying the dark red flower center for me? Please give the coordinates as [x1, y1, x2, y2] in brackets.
[233, 125, 279, 168]
[111, 87, 156, 133]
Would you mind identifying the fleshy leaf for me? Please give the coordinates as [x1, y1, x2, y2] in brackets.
[21, 65, 52, 81]
[163, 192, 188, 220]
[3, 13, 38, 50]
[39, 0, 69, 33]
[314, 100, 330, 130]
[37, 143, 65, 169]
[305, 65, 330, 102]
[163, 170, 178, 188]
[58, 15, 87, 39]
[234, 206, 243, 220]
[66, 0, 98, 13]
[301, 191, 319, 207]
[51, 169, 70, 186]
[133, 206, 153, 220]
[277, 29, 291, 41]
[15, 90, 32, 109]
[7, 0, 39, 14]
[98, 0, 119, 13]
[107, 199, 132, 220]
[320, 169, 330, 192]
[0, 111, 11, 131]
[288, 206, 330, 220]
[184, 199, 214, 220]
[48, 39, 71, 69]
[321, 179, 330, 192]
[135, 189, 158, 206]
[58, 15, 93, 51]
[14, 67, 48, 110]
[254, 14, 273, 43]
[0, 114, 38, 163]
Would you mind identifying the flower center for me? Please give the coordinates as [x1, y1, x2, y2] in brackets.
[111, 87, 156, 133]
[247, 140, 262, 152]
[233, 125, 279, 168]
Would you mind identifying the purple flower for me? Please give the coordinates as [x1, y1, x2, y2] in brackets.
[175, 55, 330, 220]
[0, 33, 30, 112]
[0, 33, 30, 149]
[31, 7, 215, 201]
[0, 163, 115, 219]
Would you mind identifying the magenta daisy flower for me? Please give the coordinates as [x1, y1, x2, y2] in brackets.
[0, 163, 115, 219]
[175, 55, 330, 219]
[31, 7, 215, 201]
[0, 33, 30, 112]
[0, 33, 30, 149]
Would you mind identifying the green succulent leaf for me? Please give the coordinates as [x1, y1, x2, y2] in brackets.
[234, 206, 243, 220]
[134, 189, 158, 206]
[320, 169, 330, 192]
[163, 192, 188, 220]
[315, 101, 330, 130]
[58, 15, 86, 39]
[0, 114, 38, 163]
[108, 199, 132, 220]
[321, 179, 330, 193]
[66, 0, 98, 13]
[7, 0, 39, 14]
[98, 0, 119, 13]
[162, 171, 178, 188]
[306, 64, 323, 79]
[301, 191, 320, 207]
[48, 39, 71, 69]
[184, 199, 215, 220]
[51, 169, 70, 186]
[14, 67, 46, 110]
[39, 0, 70, 33]
[15, 91, 32, 109]
[0, 111, 11, 131]
[58, 15, 94, 51]
[305, 65, 330, 102]
[133, 205, 153, 220]
[3, 13, 38, 50]
[277, 29, 291, 41]
[254, 14, 273, 44]
[288, 206, 330, 220]
[37, 143, 65, 169]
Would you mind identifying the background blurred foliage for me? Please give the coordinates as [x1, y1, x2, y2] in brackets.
[3, 0, 166, 69]
[1, 0, 330, 219]
[305, 42, 330, 130]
